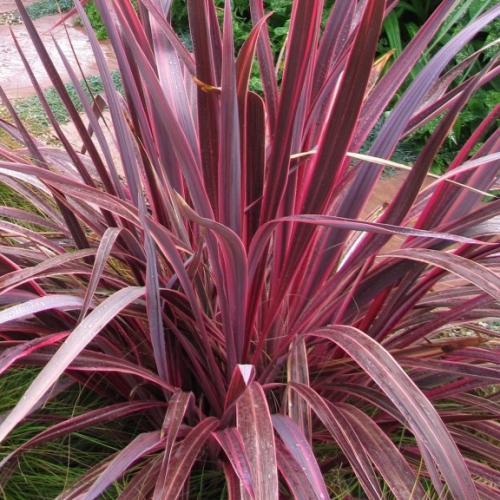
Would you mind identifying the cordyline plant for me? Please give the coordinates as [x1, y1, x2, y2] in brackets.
[0, 0, 499, 498]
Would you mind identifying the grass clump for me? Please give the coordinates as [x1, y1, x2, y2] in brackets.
[0, 369, 132, 499]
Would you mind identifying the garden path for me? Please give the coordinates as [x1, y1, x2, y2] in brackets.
[0, 1, 36, 11]
[0, 3, 117, 99]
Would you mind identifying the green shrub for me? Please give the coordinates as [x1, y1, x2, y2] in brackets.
[170, 0, 294, 51]
[25, 0, 108, 41]
[83, 1, 108, 40]
[26, 0, 74, 19]
[0, 369, 129, 500]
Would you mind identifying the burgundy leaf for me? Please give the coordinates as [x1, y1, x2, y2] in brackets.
[0, 332, 68, 377]
[85, 431, 164, 499]
[237, 382, 278, 500]
[384, 248, 500, 301]
[219, 0, 242, 235]
[286, 338, 312, 442]
[308, 326, 478, 499]
[273, 415, 329, 499]
[213, 428, 255, 498]
[162, 417, 219, 498]
[154, 391, 193, 499]
[336, 403, 426, 499]
[0, 295, 83, 326]
[289, 383, 382, 498]
[225, 364, 255, 410]
[0, 401, 165, 469]
[0, 287, 145, 443]
[79, 228, 122, 321]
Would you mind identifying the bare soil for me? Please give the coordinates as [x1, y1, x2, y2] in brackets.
[0, 0, 36, 12]
[0, 13, 117, 99]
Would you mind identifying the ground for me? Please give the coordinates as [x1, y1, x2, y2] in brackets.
[0, 0, 35, 11]
[0, 1, 116, 99]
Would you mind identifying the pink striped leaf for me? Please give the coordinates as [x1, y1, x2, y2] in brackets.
[0, 287, 145, 443]
[237, 382, 278, 500]
[307, 326, 479, 499]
